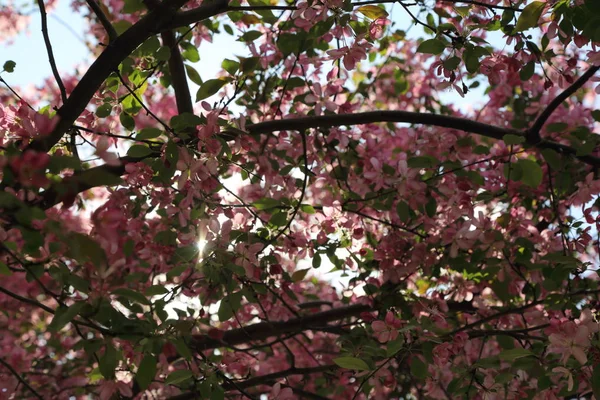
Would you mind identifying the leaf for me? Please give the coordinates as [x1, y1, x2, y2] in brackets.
[196, 79, 227, 101]
[407, 156, 437, 168]
[127, 144, 153, 158]
[519, 61, 535, 81]
[165, 369, 194, 385]
[410, 357, 428, 379]
[269, 211, 288, 227]
[136, 354, 157, 390]
[356, 5, 389, 19]
[333, 357, 370, 371]
[514, 1, 545, 32]
[67, 233, 108, 267]
[96, 103, 112, 118]
[541, 149, 561, 170]
[181, 42, 200, 63]
[76, 168, 123, 187]
[99, 343, 118, 379]
[518, 159, 543, 187]
[48, 302, 85, 332]
[498, 348, 533, 361]
[120, 112, 135, 131]
[592, 364, 600, 399]
[503, 134, 525, 145]
[252, 198, 280, 210]
[173, 338, 193, 361]
[300, 204, 316, 214]
[155, 46, 171, 62]
[222, 59, 240, 75]
[185, 64, 203, 85]
[136, 128, 162, 140]
[112, 288, 151, 305]
[0, 261, 10, 276]
[172, 244, 199, 262]
[291, 268, 309, 282]
[396, 201, 410, 222]
[417, 39, 446, 55]
[3, 60, 16, 73]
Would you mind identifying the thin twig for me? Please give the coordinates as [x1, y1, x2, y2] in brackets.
[37, 0, 67, 104]
[85, 0, 118, 43]
[0, 357, 44, 400]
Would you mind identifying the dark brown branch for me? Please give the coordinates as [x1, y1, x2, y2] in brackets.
[37, 0, 67, 104]
[528, 65, 600, 143]
[27, 0, 223, 154]
[85, 0, 118, 43]
[0, 357, 44, 400]
[439, 0, 523, 11]
[161, 30, 194, 114]
[168, 365, 337, 400]
[190, 304, 370, 351]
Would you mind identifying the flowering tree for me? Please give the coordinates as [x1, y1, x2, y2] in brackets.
[1, 0, 600, 398]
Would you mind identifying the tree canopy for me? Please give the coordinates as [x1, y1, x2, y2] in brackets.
[1, 0, 600, 398]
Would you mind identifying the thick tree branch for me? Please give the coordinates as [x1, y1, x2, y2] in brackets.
[190, 304, 371, 351]
[161, 30, 194, 114]
[528, 65, 600, 143]
[26, 0, 221, 154]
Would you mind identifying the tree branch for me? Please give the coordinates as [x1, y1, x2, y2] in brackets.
[168, 365, 337, 400]
[190, 304, 371, 351]
[161, 30, 194, 114]
[0, 357, 43, 400]
[37, 0, 67, 104]
[26, 0, 217, 154]
[527, 65, 600, 143]
[85, 0, 118, 43]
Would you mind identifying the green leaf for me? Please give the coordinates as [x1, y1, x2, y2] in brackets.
[127, 144, 153, 158]
[410, 357, 428, 379]
[185, 64, 203, 86]
[3, 60, 16, 73]
[396, 201, 410, 222]
[407, 156, 437, 168]
[541, 149, 561, 170]
[386, 336, 404, 357]
[222, 59, 240, 75]
[76, 168, 123, 187]
[112, 288, 151, 305]
[181, 42, 200, 63]
[514, 1, 545, 32]
[519, 61, 535, 81]
[518, 159, 543, 187]
[165, 369, 194, 385]
[592, 110, 600, 122]
[503, 134, 525, 145]
[417, 39, 446, 55]
[48, 302, 85, 332]
[356, 5, 389, 19]
[291, 268, 309, 282]
[173, 338, 193, 361]
[270, 211, 288, 227]
[155, 46, 171, 62]
[300, 204, 316, 214]
[333, 357, 370, 371]
[498, 348, 533, 361]
[253, 198, 280, 210]
[99, 343, 118, 379]
[172, 245, 199, 262]
[0, 261, 10, 276]
[67, 233, 108, 267]
[136, 128, 163, 140]
[592, 364, 600, 399]
[145, 285, 169, 296]
[120, 112, 135, 131]
[136, 354, 157, 390]
[196, 79, 227, 101]
[96, 103, 112, 118]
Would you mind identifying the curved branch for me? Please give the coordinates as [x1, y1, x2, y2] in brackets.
[191, 304, 371, 351]
[0, 357, 43, 400]
[27, 0, 223, 154]
[37, 0, 67, 104]
[85, 0, 118, 43]
[528, 65, 600, 143]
